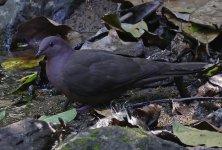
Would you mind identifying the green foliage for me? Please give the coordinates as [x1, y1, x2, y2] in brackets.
[39, 109, 77, 125]
[173, 122, 222, 147]
[0, 110, 6, 121]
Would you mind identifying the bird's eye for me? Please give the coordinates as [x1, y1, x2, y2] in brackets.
[49, 42, 54, 47]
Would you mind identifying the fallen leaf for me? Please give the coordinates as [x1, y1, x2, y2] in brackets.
[102, 14, 148, 40]
[39, 109, 77, 125]
[163, 11, 220, 44]
[191, 121, 222, 133]
[11, 16, 72, 50]
[163, 0, 209, 13]
[94, 108, 112, 117]
[190, 0, 222, 30]
[13, 72, 38, 94]
[205, 108, 222, 128]
[0, 110, 6, 121]
[1, 56, 44, 70]
[173, 122, 222, 147]
[130, 104, 162, 129]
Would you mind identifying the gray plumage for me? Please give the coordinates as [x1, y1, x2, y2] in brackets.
[36, 36, 206, 105]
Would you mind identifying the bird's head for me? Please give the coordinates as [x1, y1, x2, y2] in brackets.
[36, 36, 71, 59]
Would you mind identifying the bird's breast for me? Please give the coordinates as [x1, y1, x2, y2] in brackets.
[46, 57, 67, 92]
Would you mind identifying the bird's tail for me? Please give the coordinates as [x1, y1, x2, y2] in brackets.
[133, 61, 215, 88]
[161, 62, 211, 75]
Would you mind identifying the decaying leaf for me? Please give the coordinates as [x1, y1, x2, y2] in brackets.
[81, 29, 144, 55]
[39, 109, 77, 125]
[93, 104, 161, 130]
[102, 14, 148, 40]
[191, 121, 222, 133]
[13, 72, 38, 94]
[183, 23, 220, 44]
[94, 108, 112, 117]
[176, 105, 194, 116]
[129, 104, 162, 129]
[173, 122, 222, 147]
[163, 11, 220, 44]
[197, 74, 222, 97]
[190, 0, 222, 30]
[205, 108, 222, 128]
[10, 16, 72, 50]
[1, 56, 44, 70]
[142, 31, 168, 49]
[152, 130, 184, 146]
[163, 0, 209, 14]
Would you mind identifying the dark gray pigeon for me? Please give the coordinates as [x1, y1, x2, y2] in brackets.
[36, 36, 207, 107]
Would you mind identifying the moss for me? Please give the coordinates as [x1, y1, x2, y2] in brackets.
[89, 129, 99, 137]
[123, 127, 147, 139]
[122, 135, 130, 144]
[74, 137, 94, 144]
[92, 144, 100, 150]
[62, 146, 70, 150]
[139, 142, 147, 150]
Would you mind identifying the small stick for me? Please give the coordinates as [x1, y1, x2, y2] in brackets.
[128, 97, 222, 109]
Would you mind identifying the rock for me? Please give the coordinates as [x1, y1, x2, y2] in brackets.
[0, 118, 55, 150]
[56, 126, 187, 150]
[0, 0, 79, 51]
[0, 0, 7, 5]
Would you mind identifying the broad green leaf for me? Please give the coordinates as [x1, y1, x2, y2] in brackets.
[39, 109, 77, 125]
[13, 72, 38, 94]
[1, 56, 44, 70]
[173, 122, 222, 147]
[0, 110, 6, 121]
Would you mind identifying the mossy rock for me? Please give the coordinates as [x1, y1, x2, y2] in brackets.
[56, 126, 186, 150]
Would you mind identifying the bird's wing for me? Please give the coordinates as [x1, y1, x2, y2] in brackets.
[62, 50, 147, 96]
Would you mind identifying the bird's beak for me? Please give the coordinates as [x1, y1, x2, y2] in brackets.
[35, 49, 43, 58]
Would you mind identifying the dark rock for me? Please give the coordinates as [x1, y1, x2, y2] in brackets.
[0, 118, 55, 150]
[56, 126, 187, 150]
[0, 0, 79, 51]
[0, 0, 7, 5]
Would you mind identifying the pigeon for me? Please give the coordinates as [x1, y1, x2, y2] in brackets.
[36, 36, 207, 108]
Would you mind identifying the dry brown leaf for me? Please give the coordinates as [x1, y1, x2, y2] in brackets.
[11, 16, 72, 50]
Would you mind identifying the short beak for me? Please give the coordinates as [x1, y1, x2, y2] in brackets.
[35, 49, 43, 58]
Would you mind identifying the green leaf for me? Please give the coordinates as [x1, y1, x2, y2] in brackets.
[39, 109, 77, 125]
[122, 21, 148, 38]
[13, 72, 38, 94]
[173, 122, 222, 147]
[102, 14, 123, 31]
[0, 110, 6, 121]
[102, 14, 148, 38]
[1, 56, 44, 70]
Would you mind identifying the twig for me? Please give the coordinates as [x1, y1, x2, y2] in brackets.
[128, 97, 222, 109]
